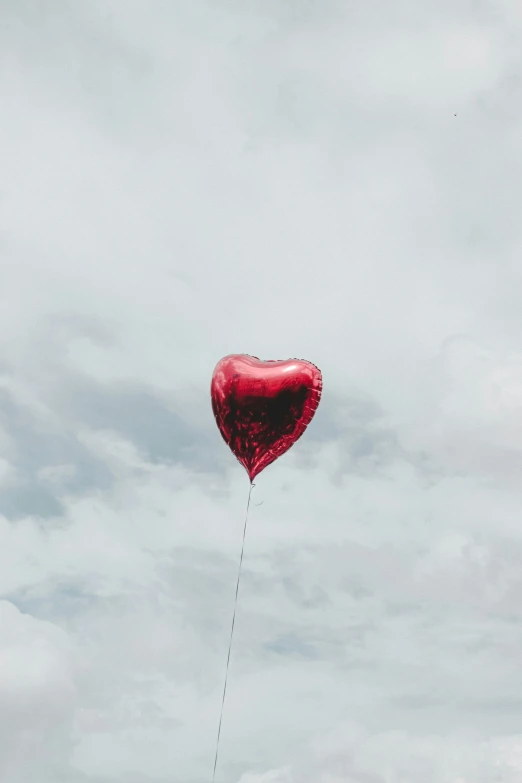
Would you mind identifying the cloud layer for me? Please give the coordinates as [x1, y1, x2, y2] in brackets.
[1, 0, 522, 781]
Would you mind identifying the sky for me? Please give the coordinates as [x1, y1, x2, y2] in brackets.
[1, 0, 522, 781]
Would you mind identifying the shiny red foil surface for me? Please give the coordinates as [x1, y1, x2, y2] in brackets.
[211, 354, 322, 482]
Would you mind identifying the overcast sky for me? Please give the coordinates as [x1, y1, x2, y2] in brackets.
[1, 1, 522, 781]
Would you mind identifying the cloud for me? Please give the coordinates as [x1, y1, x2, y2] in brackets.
[1, 0, 522, 781]
[239, 727, 522, 783]
[0, 601, 78, 782]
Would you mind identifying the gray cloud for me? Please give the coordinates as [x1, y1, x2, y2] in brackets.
[56, 373, 224, 474]
[296, 386, 404, 476]
[0, 386, 112, 519]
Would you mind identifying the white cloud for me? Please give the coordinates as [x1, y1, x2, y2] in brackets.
[244, 727, 522, 783]
[0, 601, 77, 781]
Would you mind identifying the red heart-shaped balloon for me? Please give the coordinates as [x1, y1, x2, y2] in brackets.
[211, 354, 322, 481]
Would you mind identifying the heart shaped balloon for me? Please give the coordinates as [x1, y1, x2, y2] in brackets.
[211, 354, 322, 481]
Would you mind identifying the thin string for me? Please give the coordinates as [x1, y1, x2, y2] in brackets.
[212, 481, 254, 783]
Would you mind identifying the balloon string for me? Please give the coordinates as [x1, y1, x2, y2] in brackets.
[212, 481, 254, 783]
